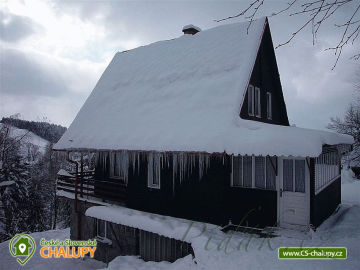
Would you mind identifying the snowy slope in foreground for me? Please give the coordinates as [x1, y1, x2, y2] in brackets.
[103, 169, 360, 270]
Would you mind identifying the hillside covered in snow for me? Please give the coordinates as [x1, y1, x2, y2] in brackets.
[1, 117, 66, 144]
[0, 119, 68, 242]
[0, 123, 49, 161]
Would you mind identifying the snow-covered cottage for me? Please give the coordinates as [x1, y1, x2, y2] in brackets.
[54, 17, 353, 262]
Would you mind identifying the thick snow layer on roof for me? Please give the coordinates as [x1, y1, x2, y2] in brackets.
[85, 205, 210, 242]
[54, 17, 353, 157]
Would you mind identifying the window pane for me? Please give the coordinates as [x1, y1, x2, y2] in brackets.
[232, 156, 242, 186]
[254, 91, 258, 115]
[295, 160, 305, 193]
[283, 159, 293, 191]
[153, 153, 160, 185]
[114, 153, 120, 176]
[147, 153, 153, 185]
[97, 219, 105, 237]
[266, 157, 276, 190]
[106, 221, 112, 239]
[248, 86, 254, 115]
[243, 156, 252, 187]
[148, 153, 160, 188]
[110, 152, 125, 182]
[267, 92, 272, 119]
[255, 156, 265, 188]
[255, 88, 261, 117]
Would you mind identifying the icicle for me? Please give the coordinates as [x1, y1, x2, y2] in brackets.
[137, 152, 140, 175]
[172, 153, 177, 195]
[199, 154, 204, 180]
[160, 153, 163, 169]
[119, 150, 129, 184]
[155, 152, 161, 184]
[95, 152, 99, 165]
[110, 151, 114, 175]
[129, 151, 137, 174]
[147, 152, 153, 185]
[147, 152, 162, 186]
[103, 152, 108, 173]
[206, 155, 210, 171]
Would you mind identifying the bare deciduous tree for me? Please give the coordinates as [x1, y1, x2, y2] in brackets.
[216, 0, 359, 69]
[328, 102, 360, 166]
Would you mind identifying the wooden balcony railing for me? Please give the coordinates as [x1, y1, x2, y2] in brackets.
[56, 170, 127, 203]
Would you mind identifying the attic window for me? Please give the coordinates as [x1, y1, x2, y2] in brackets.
[267, 92, 272, 120]
[248, 85, 254, 116]
[255, 87, 261, 118]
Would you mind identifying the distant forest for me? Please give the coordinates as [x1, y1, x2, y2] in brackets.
[0, 117, 67, 143]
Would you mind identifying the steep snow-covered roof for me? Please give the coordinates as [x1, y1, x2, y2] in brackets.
[54, 17, 353, 157]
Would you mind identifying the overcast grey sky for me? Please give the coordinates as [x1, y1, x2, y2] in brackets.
[0, 0, 358, 129]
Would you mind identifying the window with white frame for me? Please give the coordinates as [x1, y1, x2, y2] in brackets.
[231, 155, 276, 190]
[283, 159, 305, 193]
[266, 92, 272, 120]
[243, 156, 253, 187]
[266, 157, 276, 190]
[295, 160, 305, 192]
[255, 156, 266, 188]
[147, 152, 161, 189]
[96, 219, 111, 239]
[315, 151, 340, 194]
[248, 85, 254, 116]
[255, 87, 261, 117]
[109, 152, 126, 184]
[231, 156, 243, 186]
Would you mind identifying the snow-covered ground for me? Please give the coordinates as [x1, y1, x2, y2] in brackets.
[99, 169, 360, 270]
[1, 169, 359, 269]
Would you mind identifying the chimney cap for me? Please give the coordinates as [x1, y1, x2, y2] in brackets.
[182, 24, 201, 35]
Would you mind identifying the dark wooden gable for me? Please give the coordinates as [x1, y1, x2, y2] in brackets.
[240, 20, 289, 126]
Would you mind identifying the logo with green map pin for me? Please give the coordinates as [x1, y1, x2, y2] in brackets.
[9, 234, 36, 266]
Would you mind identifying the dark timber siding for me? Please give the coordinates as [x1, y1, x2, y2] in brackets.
[240, 22, 289, 126]
[95, 153, 277, 228]
[310, 157, 341, 228]
[139, 230, 193, 262]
